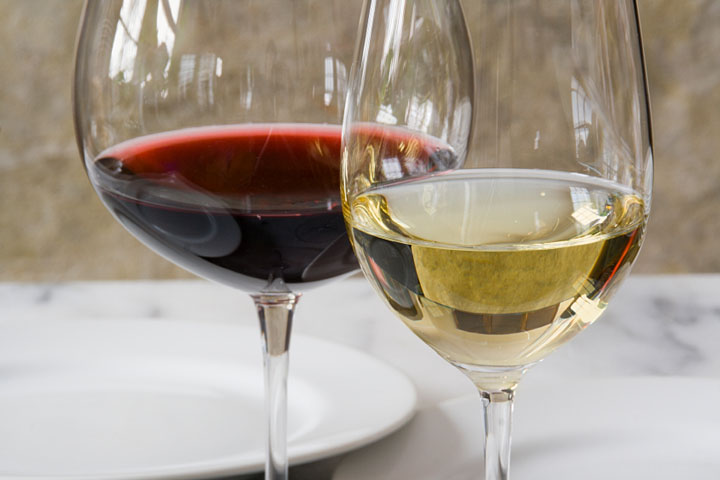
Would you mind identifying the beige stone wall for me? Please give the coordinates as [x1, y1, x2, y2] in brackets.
[1, 0, 718, 281]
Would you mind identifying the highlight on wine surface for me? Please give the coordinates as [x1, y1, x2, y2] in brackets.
[342, 0, 652, 477]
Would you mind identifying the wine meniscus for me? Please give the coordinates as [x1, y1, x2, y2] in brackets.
[347, 169, 646, 368]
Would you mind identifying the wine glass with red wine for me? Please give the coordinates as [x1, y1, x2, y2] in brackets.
[73, 1, 360, 478]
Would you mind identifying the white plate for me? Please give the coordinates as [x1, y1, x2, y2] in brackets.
[0, 319, 416, 479]
[334, 377, 720, 479]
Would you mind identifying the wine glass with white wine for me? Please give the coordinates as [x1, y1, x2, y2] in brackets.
[342, 1, 652, 478]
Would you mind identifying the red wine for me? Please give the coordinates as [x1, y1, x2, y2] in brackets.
[90, 124, 357, 291]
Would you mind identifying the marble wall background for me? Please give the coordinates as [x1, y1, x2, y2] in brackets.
[1, 0, 718, 281]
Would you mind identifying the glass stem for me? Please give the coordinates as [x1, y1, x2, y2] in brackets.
[252, 292, 301, 480]
[480, 389, 514, 480]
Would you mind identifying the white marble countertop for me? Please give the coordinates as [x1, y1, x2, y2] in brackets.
[1, 274, 719, 479]
[4, 275, 720, 391]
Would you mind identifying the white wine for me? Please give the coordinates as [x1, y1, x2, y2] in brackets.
[347, 169, 645, 369]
